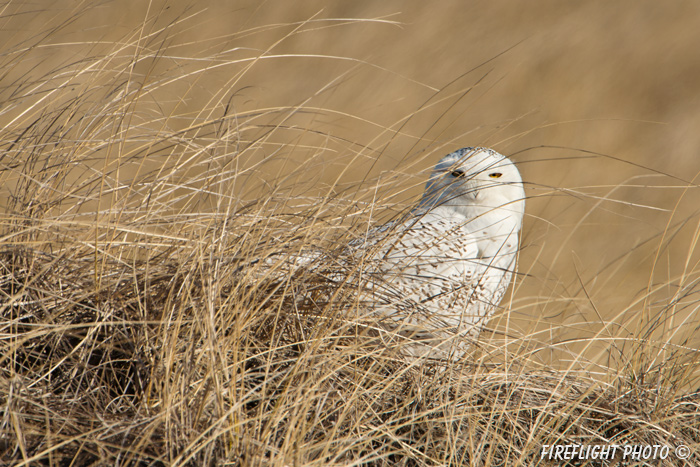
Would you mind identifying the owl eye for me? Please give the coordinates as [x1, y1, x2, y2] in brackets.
[451, 170, 465, 178]
[489, 172, 502, 179]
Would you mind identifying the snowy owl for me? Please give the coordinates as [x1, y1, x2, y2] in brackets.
[349, 147, 526, 359]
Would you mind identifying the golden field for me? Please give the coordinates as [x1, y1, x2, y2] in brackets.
[1, 1, 700, 465]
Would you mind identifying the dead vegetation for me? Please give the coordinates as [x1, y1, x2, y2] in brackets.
[2, 3, 700, 466]
[2, 235, 700, 465]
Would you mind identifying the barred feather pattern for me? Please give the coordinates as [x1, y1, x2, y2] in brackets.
[346, 147, 525, 359]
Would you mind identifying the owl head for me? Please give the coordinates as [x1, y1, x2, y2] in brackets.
[418, 147, 526, 228]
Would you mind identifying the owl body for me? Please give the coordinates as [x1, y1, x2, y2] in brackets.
[352, 147, 525, 358]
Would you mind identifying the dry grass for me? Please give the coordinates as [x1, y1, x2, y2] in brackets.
[2, 3, 700, 466]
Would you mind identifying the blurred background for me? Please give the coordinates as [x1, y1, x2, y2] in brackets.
[2, 0, 700, 372]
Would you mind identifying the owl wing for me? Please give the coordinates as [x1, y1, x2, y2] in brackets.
[361, 215, 494, 332]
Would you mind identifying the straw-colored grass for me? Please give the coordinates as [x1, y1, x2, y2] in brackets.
[2, 4, 700, 466]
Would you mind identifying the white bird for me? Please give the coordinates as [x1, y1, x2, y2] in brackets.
[263, 147, 525, 360]
[347, 147, 526, 359]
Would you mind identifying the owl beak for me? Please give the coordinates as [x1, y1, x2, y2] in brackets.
[460, 178, 481, 200]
